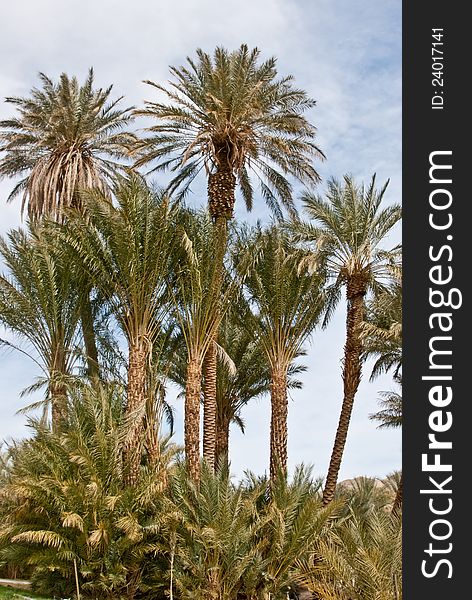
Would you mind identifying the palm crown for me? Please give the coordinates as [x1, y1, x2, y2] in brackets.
[0, 69, 135, 221]
[296, 175, 401, 323]
[134, 44, 324, 218]
[0, 226, 83, 424]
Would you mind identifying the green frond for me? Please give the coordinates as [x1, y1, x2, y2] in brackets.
[0, 69, 135, 221]
[134, 44, 324, 216]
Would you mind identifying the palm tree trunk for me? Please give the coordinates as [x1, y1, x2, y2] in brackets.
[215, 409, 230, 469]
[80, 286, 99, 379]
[185, 355, 202, 482]
[124, 339, 147, 486]
[50, 345, 67, 431]
[50, 383, 67, 432]
[202, 167, 231, 471]
[203, 341, 217, 468]
[269, 366, 289, 482]
[392, 474, 403, 514]
[322, 280, 366, 505]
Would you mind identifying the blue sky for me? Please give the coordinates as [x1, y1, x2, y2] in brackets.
[0, 0, 401, 481]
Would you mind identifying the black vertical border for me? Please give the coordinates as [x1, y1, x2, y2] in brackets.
[403, 3, 467, 598]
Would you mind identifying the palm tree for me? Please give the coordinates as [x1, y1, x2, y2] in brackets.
[170, 211, 254, 480]
[170, 211, 226, 481]
[0, 69, 135, 377]
[215, 300, 307, 469]
[292, 174, 401, 504]
[59, 175, 179, 485]
[0, 384, 176, 600]
[242, 226, 325, 480]
[134, 44, 324, 470]
[0, 225, 82, 429]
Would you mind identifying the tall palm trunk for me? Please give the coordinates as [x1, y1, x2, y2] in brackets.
[269, 365, 289, 482]
[203, 342, 218, 467]
[392, 474, 403, 514]
[50, 345, 68, 431]
[202, 164, 234, 470]
[80, 286, 99, 379]
[50, 383, 67, 432]
[185, 355, 203, 481]
[215, 409, 231, 469]
[322, 277, 366, 505]
[124, 339, 147, 486]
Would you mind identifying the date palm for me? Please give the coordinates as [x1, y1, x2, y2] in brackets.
[242, 226, 325, 480]
[0, 225, 82, 429]
[292, 175, 401, 504]
[0, 69, 135, 220]
[134, 44, 324, 470]
[170, 211, 227, 481]
[170, 212, 254, 480]
[0, 384, 176, 599]
[215, 300, 307, 469]
[0, 69, 135, 378]
[59, 175, 179, 485]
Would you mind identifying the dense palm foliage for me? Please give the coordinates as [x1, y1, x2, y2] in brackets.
[0, 386, 176, 599]
[0, 51, 401, 600]
[58, 176, 180, 485]
[0, 226, 83, 428]
[292, 175, 401, 504]
[304, 496, 402, 599]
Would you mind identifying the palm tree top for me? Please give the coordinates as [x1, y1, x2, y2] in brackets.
[0, 68, 136, 221]
[134, 44, 325, 218]
[298, 174, 401, 276]
[242, 225, 325, 365]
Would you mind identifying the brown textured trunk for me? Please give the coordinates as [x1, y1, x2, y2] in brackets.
[208, 168, 236, 220]
[203, 165, 232, 471]
[80, 287, 99, 380]
[322, 276, 367, 505]
[392, 474, 403, 514]
[123, 340, 147, 486]
[50, 382, 67, 432]
[185, 355, 202, 482]
[50, 345, 67, 431]
[269, 366, 289, 482]
[215, 408, 230, 469]
[203, 341, 217, 469]
[145, 397, 160, 467]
